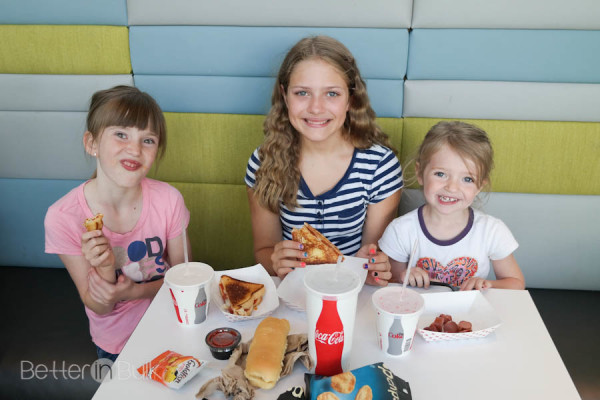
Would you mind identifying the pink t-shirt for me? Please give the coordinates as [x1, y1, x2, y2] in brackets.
[45, 178, 190, 353]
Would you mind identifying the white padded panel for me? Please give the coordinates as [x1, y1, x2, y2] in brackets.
[0, 111, 95, 179]
[403, 80, 600, 122]
[0, 74, 133, 111]
[126, 0, 412, 28]
[399, 189, 600, 291]
[412, 0, 600, 29]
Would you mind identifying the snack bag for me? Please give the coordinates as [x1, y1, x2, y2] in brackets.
[304, 362, 411, 400]
[137, 350, 206, 389]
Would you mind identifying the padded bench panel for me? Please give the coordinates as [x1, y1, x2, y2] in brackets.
[0, 178, 83, 268]
[129, 26, 408, 80]
[403, 80, 600, 122]
[134, 75, 404, 117]
[0, 74, 133, 111]
[399, 189, 600, 291]
[0, 111, 94, 180]
[0, 25, 131, 74]
[412, 0, 600, 29]
[0, 0, 127, 25]
[170, 182, 254, 271]
[401, 118, 600, 195]
[127, 0, 412, 28]
[149, 113, 403, 184]
[408, 29, 600, 83]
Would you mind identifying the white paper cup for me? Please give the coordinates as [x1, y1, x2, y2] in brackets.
[165, 262, 214, 326]
[304, 266, 361, 376]
[372, 287, 424, 356]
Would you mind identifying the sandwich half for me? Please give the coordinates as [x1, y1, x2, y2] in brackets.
[219, 275, 265, 316]
[291, 222, 344, 265]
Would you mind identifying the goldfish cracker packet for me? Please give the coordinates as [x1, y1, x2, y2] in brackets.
[304, 362, 411, 400]
[137, 350, 206, 389]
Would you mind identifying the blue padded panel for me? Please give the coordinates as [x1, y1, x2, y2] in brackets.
[0, 0, 127, 25]
[399, 189, 600, 291]
[408, 29, 600, 83]
[0, 74, 133, 112]
[129, 27, 408, 80]
[0, 111, 95, 180]
[412, 0, 600, 29]
[127, 0, 412, 28]
[403, 80, 600, 122]
[134, 75, 403, 118]
[0, 178, 84, 268]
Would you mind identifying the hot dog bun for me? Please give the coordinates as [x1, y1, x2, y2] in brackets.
[84, 213, 104, 231]
[244, 317, 290, 389]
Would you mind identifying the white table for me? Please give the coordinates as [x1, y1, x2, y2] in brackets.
[92, 282, 581, 400]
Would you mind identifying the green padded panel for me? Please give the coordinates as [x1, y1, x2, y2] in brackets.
[151, 113, 404, 185]
[402, 118, 600, 195]
[171, 182, 255, 271]
[151, 113, 265, 184]
[0, 25, 131, 74]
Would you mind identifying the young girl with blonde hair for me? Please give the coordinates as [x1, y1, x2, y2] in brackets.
[379, 121, 525, 290]
[45, 86, 191, 361]
[245, 36, 403, 285]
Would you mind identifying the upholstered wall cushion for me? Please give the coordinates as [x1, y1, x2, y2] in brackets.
[407, 29, 600, 83]
[403, 80, 600, 122]
[411, 0, 600, 29]
[0, 111, 93, 180]
[129, 26, 408, 79]
[171, 183, 254, 270]
[0, 74, 133, 111]
[0, 25, 131, 74]
[399, 189, 600, 291]
[0, 0, 127, 25]
[0, 178, 83, 267]
[134, 76, 403, 118]
[401, 118, 600, 195]
[149, 113, 403, 184]
[127, 0, 412, 28]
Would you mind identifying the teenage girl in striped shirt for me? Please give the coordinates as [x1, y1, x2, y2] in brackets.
[245, 36, 403, 285]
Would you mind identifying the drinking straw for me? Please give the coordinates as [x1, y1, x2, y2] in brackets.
[400, 239, 419, 300]
[182, 221, 190, 274]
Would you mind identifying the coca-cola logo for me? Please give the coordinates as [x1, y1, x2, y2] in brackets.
[389, 332, 404, 339]
[315, 330, 344, 345]
[195, 300, 207, 308]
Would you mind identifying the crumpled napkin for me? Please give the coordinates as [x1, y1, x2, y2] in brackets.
[196, 333, 313, 400]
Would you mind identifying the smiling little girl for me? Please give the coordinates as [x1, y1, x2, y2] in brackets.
[379, 121, 525, 291]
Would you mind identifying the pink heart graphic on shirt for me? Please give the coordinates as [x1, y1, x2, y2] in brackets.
[416, 257, 478, 286]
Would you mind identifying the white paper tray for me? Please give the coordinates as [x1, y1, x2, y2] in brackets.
[277, 256, 369, 312]
[211, 264, 279, 322]
[417, 291, 502, 342]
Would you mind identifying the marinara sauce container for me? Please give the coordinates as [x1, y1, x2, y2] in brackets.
[304, 265, 361, 376]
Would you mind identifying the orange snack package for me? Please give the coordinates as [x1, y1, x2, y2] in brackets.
[137, 350, 206, 389]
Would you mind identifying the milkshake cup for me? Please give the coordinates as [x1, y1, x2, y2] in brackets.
[372, 286, 424, 356]
[304, 265, 361, 376]
[165, 262, 214, 326]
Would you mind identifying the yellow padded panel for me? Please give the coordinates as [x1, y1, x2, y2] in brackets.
[402, 118, 600, 195]
[172, 182, 255, 271]
[0, 25, 131, 74]
[152, 113, 404, 184]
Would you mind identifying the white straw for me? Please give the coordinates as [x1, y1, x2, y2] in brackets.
[400, 239, 419, 300]
[182, 221, 189, 274]
[334, 255, 343, 281]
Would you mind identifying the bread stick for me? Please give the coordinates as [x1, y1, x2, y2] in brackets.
[244, 317, 290, 389]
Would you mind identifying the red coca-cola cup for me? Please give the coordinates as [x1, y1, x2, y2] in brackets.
[304, 265, 361, 376]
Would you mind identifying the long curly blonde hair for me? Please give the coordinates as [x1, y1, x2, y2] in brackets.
[254, 36, 395, 212]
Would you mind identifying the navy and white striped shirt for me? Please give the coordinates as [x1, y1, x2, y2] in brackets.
[245, 144, 403, 256]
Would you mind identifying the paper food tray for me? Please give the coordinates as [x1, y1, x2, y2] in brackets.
[277, 256, 369, 312]
[211, 264, 279, 322]
[417, 291, 502, 342]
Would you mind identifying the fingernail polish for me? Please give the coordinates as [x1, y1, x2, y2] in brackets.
[373, 271, 379, 277]
[371, 258, 376, 263]
[299, 244, 304, 250]
[363, 263, 369, 269]
[301, 262, 306, 267]
[291, 267, 295, 270]
[374, 277, 380, 282]
[303, 252, 308, 257]
[369, 248, 376, 255]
